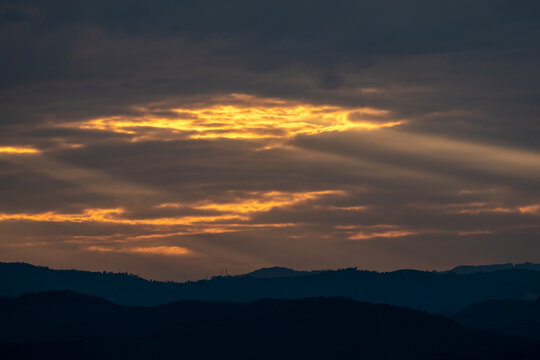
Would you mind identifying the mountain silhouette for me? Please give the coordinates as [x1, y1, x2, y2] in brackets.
[2, 262, 540, 312]
[450, 298, 540, 340]
[237, 266, 325, 278]
[447, 262, 540, 275]
[0, 291, 539, 360]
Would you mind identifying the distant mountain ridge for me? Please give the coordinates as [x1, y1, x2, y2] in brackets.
[239, 263, 540, 277]
[1, 291, 539, 360]
[1, 262, 540, 312]
[238, 266, 326, 278]
[449, 298, 540, 340]
[447, 262, 540, 275]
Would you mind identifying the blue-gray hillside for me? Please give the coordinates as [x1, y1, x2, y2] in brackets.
[1, 262, 540, 312]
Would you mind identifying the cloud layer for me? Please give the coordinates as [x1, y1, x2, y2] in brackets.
[1, 0, 539, 280]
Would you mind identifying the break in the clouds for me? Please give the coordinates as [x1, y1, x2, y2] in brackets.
[0, 0, 539, 280]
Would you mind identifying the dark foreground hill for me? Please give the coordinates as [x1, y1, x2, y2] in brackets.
[1, 262, 540, 312]
[450, 298, 540, 340]
[1, 291, 539, 360]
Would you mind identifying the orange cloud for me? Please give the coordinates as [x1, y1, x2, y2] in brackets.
[0, 190, 342, 228]
[348, 230, 417, 240]
[457, 230, 494, 236]
[62, 94, 404, 141]
[57, 222, 298, 245]
[519, 204, 540, 215]
[0, 146, 40, 155]
[456, 207, 513, 215]
[86, 245, 191, 256]
[434, 202, 540, 216]
[420, 202, 514, 215]
[336, 224, 418, 240]
[0, 208, 245, 226]
[324, 205, 367, 211]
[193, 190, 344, 214]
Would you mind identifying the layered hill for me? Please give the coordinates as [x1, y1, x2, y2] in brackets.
[1, 291, 539, 360]
[450, 298, 540, 340]
[1, 262, 540, 312]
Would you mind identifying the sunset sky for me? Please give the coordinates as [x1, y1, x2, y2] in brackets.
[1, 0, 540, 280]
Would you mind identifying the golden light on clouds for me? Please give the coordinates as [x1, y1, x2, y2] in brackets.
[348, 230, 417, 240]
[0, 146, 40, 154]
[64, 94, 403, 141]
[337, 225, 418, 241]
[0, 189, 348, 261]
[519, 204, 540, 215]
[427, 202, 540, 216]
[0, 208, 124, 223]
[192, 190, 344, 214]
[86, 245, 191, 256]
[416, 202, 519, 215]
[0, 191, 341, 228]
[455, 207, 513, 215]
[0, 208, 246, 226]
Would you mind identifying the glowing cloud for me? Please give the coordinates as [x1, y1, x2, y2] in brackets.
[430, 202, 540, 216]
[420, 202, 515, 215]
[337, 225, 418, 241]
[519, 204, 540, 215]
[63, 94, 403, 141]
[192, 190, 344, 214]
[0, 208, 245, 226]
[0, 146, 40, 155]
[455, 207, 513, 215]
[0, 190, 343, 229]
[86, 245, 191, 256]
[348, 230, 417, 240]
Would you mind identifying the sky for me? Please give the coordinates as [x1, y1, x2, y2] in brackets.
[1, 0, 540, 281]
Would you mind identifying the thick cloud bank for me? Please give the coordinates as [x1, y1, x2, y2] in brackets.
[0, 0, 539, 280]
